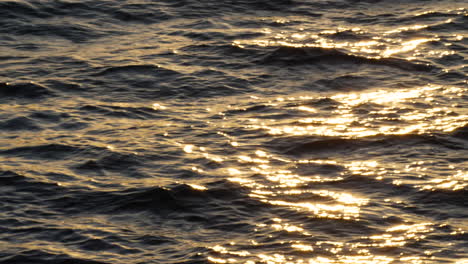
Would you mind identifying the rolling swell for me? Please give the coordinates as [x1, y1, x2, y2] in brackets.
[0, 253, 109, 264]
[0, 168, 260, 262]
[269, 133, 464, 157]
[0, 169, 255, 220]
[0, 117, 42, 131]
[93, 64, 179, 77]
[12, 23, 102, 43]
[88, 63, 253, 99]
[258, 46, 435, 71]
[0, 82, 53, 99]
[452, 125, 468, 140]
[0, 144, 99, 160]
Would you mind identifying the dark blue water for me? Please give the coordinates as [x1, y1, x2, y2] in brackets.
[0, 0, 467, 263]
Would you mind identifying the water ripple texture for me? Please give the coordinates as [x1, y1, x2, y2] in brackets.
[0, 0, 467, 263]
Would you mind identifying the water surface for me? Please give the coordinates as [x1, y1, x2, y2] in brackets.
[0, 0, 467, 263]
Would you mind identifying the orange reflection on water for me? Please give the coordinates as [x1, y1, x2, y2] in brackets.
[271, 218, 308, 234]
[233, 21, 448, 62]
[207, 249, 402, 264]
[247, 85, 467, 138]
[385, 25, 429, 34]
[382, 38, 433, 58]
[211, 245, 250, 257]
[261, 170, 317, 188]
[255, 253, 289, 264]
[308, 255, 394, 264]
[207, 256, 234, 263]
[266, 200, 361, 220]
[345, 161, 383, 177]
[331, 85, 438, 105]
[361, 223, 434, 248]
[291, 243, 314, 252]
[282, 189, 368, 207]
[420, 170, 467, 191]
[238, 155, 269, 164]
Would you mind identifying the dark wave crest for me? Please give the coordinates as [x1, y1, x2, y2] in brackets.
[258, 46, 435, 71]
[0, 82, 53, 99]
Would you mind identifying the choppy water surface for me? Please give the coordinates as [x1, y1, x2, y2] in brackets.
[0, 0, 467, 263]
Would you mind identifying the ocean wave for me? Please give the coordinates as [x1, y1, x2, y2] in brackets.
[452, 125, 468, 140]
[257, 46, 435, 71]
[9, 22, 102, 43]
[0, 252, 109, 264]
[0, 168, 251, 215]
[0, 143, 101, 160]
[93, 64, 180, 77]
[0, 82, 53, 99]
[78, 104, 162, 120]
[413, 188, 468, 207]
[0, 116, 42, 131]
[267, 134, 463, 157]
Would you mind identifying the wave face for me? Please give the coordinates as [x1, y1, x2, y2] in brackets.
[0, 0, 466, 263]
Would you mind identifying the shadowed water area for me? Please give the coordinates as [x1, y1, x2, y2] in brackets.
[0, 0, 467, 263]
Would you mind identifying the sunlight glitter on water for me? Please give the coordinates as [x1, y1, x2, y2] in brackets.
[266, 200, 361, 220]
[207, 223, 440, 264]
[245, 85, 467, 138]
[233, 19, 449, 61]
[207, 246, 429, 264]
[420, 170, 467, 191]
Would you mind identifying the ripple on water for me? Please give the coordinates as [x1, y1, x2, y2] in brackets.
[0, 0, 466, 263]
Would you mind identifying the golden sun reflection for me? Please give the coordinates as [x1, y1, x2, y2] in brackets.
[291, 243, 314, 252]
[153, 80, 467, 264]
[420, 170, 467, 191]
[151, 103, 167, 110]
[345, 161, 384, 177]
[265, 200, 361, 220]
[233, 22, 446, 61]
[206, 210, 439, 264]
[361, 223, 434, 248]
[183, 144, 195, 153]
[385, 25, 428, 34]
[207, 247, 430, 264]
[211, 245, 250, 257]
[246, 85, 467, 138]
[268, 218, 309, 234]
[382, 39, 433, 58]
